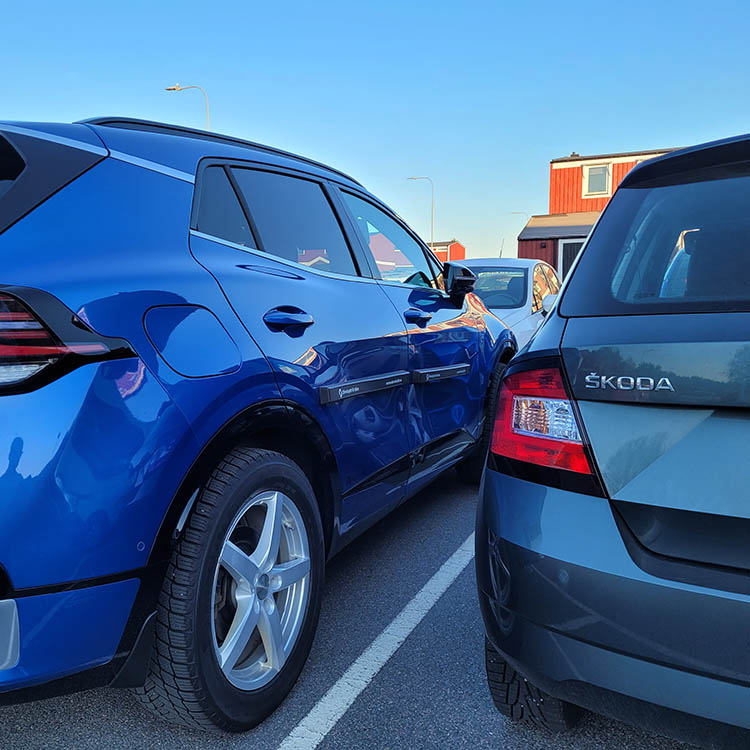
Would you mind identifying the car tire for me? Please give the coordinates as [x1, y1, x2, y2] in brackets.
[484, 638, 583, 731]
[135, 447, 324, 732]
[456, 361, 508, 485]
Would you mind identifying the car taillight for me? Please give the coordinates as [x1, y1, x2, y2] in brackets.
[491, 366, 592, 474]
[0, 292, 111, 389]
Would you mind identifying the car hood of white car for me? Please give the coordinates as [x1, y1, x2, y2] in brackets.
[490, 306, 528, 330]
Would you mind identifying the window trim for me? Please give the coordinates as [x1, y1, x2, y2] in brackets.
[191, 157, 368, 279]
[582, 162, 612, 199]
[336, 186, 447, 294]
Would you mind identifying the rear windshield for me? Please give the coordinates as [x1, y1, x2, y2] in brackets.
[0, 136, 25, 200]
[560, 163, 750, 316]
[471, 267, 528, 309]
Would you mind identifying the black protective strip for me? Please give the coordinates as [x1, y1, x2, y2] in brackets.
[319, 370, 410, 405]
[413, 363, 471, 384]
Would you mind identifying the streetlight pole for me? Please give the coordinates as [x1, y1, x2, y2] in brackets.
[408, 176, 434, 250]
[165, 84, 210, 131]
[509, 211, 529, 223]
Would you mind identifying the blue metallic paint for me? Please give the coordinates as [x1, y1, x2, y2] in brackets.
[5, 580, 139, 691]
[144, 306, 241, 378]
[0, 120, 514, 696]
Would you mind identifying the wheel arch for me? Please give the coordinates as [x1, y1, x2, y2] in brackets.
[148, 399, 341, 567]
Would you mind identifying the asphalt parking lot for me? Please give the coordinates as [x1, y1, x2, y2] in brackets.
[0, 473, 691, 750]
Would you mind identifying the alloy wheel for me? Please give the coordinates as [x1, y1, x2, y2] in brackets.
[211, 490, 311, 690]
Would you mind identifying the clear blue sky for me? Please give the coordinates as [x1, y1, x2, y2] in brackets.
[4, 0, 749, 257]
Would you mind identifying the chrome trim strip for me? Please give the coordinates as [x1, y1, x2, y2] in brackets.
[319, 371, 410, 405]
[189, 230, 380, 284]
[109, 151, 195, 183]
[0, 124, 108, 156]
[0, 600, 19, 671]
[413, 364, 471, 384]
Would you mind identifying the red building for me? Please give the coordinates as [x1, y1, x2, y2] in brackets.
[518, 147, 672, 277]
[430, 239, 466, 263]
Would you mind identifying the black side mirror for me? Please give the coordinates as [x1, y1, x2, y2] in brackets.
[443, 262, 476, 302]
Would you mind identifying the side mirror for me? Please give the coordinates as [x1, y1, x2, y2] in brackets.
[541, 293, 558, 317]
[443, 262, 476, 302]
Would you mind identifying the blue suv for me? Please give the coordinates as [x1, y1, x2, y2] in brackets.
[477, 134, 750, 747]
[0, 118, 514, 730]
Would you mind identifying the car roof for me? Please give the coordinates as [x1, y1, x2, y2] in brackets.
[461, 257, 541, 269]
[622, 132, 750, 187]
[78, 117, 363, 188]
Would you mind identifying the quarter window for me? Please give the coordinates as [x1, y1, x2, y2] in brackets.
[341, 192, 436, 288]
[194, 166, 256, 248]
[232, 169, 357, 277]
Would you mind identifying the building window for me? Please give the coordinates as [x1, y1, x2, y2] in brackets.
[583, 164, 610, 197]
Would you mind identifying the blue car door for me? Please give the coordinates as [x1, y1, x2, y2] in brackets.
[336, 189, 484, 493]
[188, 162, 412, 538]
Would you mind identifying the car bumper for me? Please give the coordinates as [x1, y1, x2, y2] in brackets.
[0, 579, 139, 692]
[476, 468, 750, 735]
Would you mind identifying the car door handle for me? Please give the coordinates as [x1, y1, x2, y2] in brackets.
[263, 307, 315, 330]
[404, 308, 432, 325]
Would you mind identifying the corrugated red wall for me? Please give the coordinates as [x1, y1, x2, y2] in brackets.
[549, 160, 638, 214]
[518, 239, 555, 267]
[433, 242, 466, 263]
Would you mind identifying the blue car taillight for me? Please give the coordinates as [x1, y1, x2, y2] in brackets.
[0, 290, 133, 393]
[0, 293, 108, 386]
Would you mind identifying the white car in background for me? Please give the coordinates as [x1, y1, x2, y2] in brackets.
[462, 257, 561, 350]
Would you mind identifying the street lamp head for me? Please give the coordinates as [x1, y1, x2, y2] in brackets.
[165, 84, 181, 91]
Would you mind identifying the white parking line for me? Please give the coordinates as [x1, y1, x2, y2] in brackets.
[276, 532, 476, 750]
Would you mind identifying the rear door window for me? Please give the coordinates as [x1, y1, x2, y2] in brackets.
[194, 166, 255, 248]
[561, 165, 750, 315]
[232, 168, 358, 276]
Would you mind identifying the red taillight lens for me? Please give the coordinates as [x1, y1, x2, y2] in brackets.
[0, 292, 107, 387]
[491, 367, 592, 474]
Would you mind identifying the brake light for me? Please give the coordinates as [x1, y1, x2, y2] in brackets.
[0, 292, 108, 387]
[491, 367, 592, 474]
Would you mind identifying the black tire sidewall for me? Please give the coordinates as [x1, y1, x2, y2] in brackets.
[193, 453, 324, 730]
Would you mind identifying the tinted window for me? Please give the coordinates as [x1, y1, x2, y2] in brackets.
[561, 166, 750, 316]
[232, 169, 357, 276]
[471, 267, 527, 309]
[341, 192, 436, 288]
[195, 166, 255, 248]
[0, 136, 25, 201]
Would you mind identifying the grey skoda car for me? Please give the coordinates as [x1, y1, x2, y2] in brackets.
[476, 134, 750, 747]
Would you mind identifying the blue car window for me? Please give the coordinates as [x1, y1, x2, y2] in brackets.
[194, 166, 256, 248]
[0, 135, 24, 200]
[341, 191, 436, 289]
[232, 168, 358, 277]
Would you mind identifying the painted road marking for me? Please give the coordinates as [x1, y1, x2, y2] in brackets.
[276, 532, 475, 750]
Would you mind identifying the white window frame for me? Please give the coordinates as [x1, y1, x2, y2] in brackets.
[582, 162, 612, 199]
[558, 238, 587, 278]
